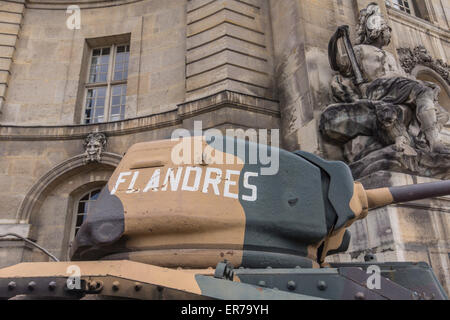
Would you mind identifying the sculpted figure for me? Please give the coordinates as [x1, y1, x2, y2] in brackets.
[330, 2, 449, 154]
[374, 102, 417, 156]
[83, 132, 107, 163]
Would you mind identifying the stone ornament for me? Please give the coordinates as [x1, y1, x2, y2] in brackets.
[321, 2, 450, 179]
[397, 45, 450, 85]
[83, 132, 107, 163]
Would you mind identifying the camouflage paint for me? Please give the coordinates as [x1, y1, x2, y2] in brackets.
[72, 137, 441, 268]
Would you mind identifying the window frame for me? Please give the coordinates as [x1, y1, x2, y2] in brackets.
[83, 43, 129, 124]
[385, 0, 432, 22]
[385, 0, 415, 15]
[70, 188, 102, 241]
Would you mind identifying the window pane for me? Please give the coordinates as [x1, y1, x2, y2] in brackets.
[77, 202, 86, 213]
[100, 55, 109, 64]
[88, 47, 110, 83]
[113, 45, 130, 81]
[91, 190, 101, 200]
[97, 87, 106, 97]
[76, 214, 85, 229]
[110, 114, 121, 122]
[98, 73, 107, 82]
[112, 85, 121, 95]
[74, 189, 102, 236]
[95, 98, 105, 107]
[109, 84, 127, 121]
[94, 108, 104, 118]
[84, 109, 91, 119]
[84, 87, 107, 124]
[112, 96, 121, 106]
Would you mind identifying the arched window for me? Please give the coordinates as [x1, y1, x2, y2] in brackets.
[74, 189, 101, 236]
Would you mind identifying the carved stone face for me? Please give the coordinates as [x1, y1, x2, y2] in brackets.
[86, 140, 102, 157]
[376, 105, 398, 128]
[83, 133, 107, 162]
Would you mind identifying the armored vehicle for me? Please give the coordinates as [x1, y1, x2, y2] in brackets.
[0, 137, 448, 300]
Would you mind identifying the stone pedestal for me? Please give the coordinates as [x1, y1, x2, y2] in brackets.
[326, 171, 450, 294]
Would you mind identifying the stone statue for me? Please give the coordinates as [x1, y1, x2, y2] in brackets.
[321, 2, 450, 179]
[83, 132, 107, 163]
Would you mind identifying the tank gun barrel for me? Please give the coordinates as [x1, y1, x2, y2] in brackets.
[366, 180, 450, 210]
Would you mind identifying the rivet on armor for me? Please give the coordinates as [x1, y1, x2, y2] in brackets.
[7, 281, 16, 290]
[48, 281, 57, 291]
[287, 281, 296, 291]
[28, 281, 36, 291]
[355, 292, 366, 300]
[317, 280, 327, 291]
[112, 281, 120, 291]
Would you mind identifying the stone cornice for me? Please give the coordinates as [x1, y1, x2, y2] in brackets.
[25, 0, 146, 10]
[178, 90, 280, 119]
[0, 109, 181, 141]
[0, 90, 280, 141]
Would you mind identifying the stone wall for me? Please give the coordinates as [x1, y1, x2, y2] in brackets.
[1, 0, 186, 125]
[186, 0, 276, 100]
[0, 0, 25, 113]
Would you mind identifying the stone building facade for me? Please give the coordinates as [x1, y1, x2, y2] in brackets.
[0, 0, 449, 293]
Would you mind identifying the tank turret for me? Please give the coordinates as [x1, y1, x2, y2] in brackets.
[70, 137, 450, 269]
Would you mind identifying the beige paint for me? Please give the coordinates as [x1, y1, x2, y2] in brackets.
[365, 187, 394, 210]
[106, 137, 247, 267]
[0, 260, 202, 295]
